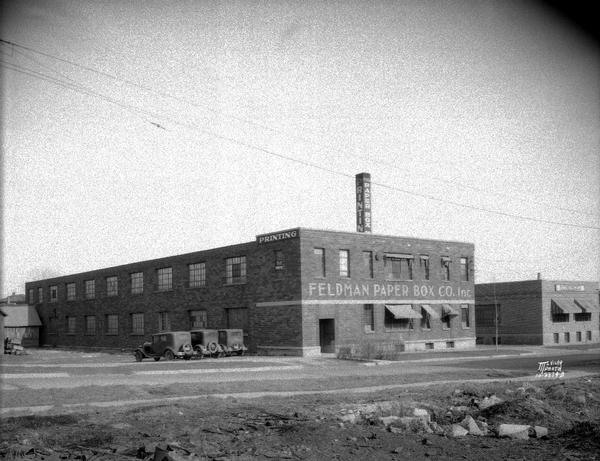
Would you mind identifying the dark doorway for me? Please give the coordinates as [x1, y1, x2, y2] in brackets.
[319, 319, 335, 353]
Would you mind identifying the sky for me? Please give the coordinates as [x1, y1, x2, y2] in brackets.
[1, 0, 599, 297]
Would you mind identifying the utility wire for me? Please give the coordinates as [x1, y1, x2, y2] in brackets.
[2, 57, 599, 231]
[2, 38, 596, 218]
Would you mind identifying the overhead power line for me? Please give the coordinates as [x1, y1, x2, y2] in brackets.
[2, 50, 599, 231]
[1, 38, 597, 219]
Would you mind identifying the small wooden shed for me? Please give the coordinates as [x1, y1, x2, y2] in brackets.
[2, 304, 43, 348]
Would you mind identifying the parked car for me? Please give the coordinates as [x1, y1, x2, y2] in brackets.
[218, 329, 247, 356]
[134, 331, 194, 362]
[190, 329, 222, 358]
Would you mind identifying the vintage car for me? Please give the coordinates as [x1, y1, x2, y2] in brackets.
[218, 329, 247, 356]
[190, 329, 223, 358]
[134, 331, 194, 362]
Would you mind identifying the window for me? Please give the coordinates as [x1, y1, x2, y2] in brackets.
[105, 314, 118, 335]
[420, 307, 431, 329]
[66, 316, 76, 335]
[106, 276, 118, 297]
[442, 314, 451, 329]
[157, 267, 173, 291]
[363, 304, 374, 333]
[553, 333, 559, 344]
[314, 248, 325, 277]
[385, 254, 413, 280]
[363, 251, 373, 278]
[587, 331, 592, 340]
[274, 251, 284, 270]
[384, 309, 414, 330]
[158, 311, 170, 331]
[339, 250, 350, 277]
[441, 257, 451, 281]
[66, 283, 76, 301]
[49, 285, 58, 302]
[131, 313, 144, 335]
[85, 280, 95, 299]
[85, 315, 96, 335]
[460, 257, 469, 281]
[564, 332, 570, 343]
[574, 313, 591, 322]
[38, 287, 43, 303]
[28, 289, 34, 304]
[48, 317, 57, 335]
[461, 304, 470, 328]
[225, 257, 246, 285]
[576, 331, 582, 342]
[420, 255, 430, 280]
[130, 272, 144, 294]
[189, 310, 207, 329]
[552, 313, 569, 323]
[188, 263, 206, 287]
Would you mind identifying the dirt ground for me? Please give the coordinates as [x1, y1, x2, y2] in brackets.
[1, 375, 599, 460]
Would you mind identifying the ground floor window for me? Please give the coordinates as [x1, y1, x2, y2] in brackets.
[461, 304, 470, 328]
[587, 331, 592, 340]
[158, 312, 170, 331]
[66, 316, 76, 335]
[363, 304, 374, 333]
[131, 313, 144, 335]
[105, 314, 118, 335]
[576, 331, 582, 342]
[442, 315, 451, 330]
[552, 313, 569, 323]
[420, 307, 431, 330]
[574, 313, 591, 322]
[85, 316, 96, 335]
[564, 332, 570, 343]
[384, 308, 413, 330]
[189, 310, 207, 329]
[553, 333, 559, 343]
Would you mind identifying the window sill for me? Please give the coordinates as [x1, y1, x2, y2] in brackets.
[153, 289, 174, 293]
[224, 282, 247, 287]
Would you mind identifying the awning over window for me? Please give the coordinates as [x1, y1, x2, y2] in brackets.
[384, 253, 414, 259]
[385, 304, 422, 319]
[574, 299, 599, 313]
[441, 304, 459, 317]
[551, 299, 579, 314]
[420, 304, 440, 319]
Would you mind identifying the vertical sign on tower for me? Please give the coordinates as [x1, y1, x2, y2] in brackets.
[356, 172, 372, 233]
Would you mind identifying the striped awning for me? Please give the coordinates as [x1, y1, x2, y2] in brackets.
[551, 299, 580, 314]
[420, 304, 440, 319]
[442, 304, 459, 317]
[574, 299, 599, 313]
[385, 304, 422, 319]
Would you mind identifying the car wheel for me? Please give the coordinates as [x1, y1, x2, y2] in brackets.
[208, 342, 218, 355]
[134, 351, 144, 362]
[164, 350, 175, 361]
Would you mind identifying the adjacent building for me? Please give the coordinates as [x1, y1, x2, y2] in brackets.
[26, 227, 476, 355]
[0, 293, 43, 347]
[475, 279, 599, 345]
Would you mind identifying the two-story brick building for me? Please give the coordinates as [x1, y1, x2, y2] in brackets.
[475, 279, 599, 345]
[26, 227, 476, 355]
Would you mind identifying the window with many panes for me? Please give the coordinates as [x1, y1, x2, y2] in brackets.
[420, 307, 431, 329]
[314, 248, 325, 277]
[38, 287, 43, 303]
[339, 250, 350, 277]
[106, 276, 118, 297]
[461, 304, 470, 328]
[225, 257, 246, 285]
[564, 332, 570, 343]
[441, 257, 451, 281]
[587, 331, 592, 340]
[552, 313, 569, 323]
[66, 282, 76, 301]
[384, 309, 413, 330]
[50, 285, 58, 302]
[460, 257, 469, 281]
[553, 333, 559, 343]
[28, 289, 34, 304]
[130, 272, 144, 294]
[420, 255, 430, 280]
[363, 304, 374, 333]
[576, 331, 582, 342]
[105, 314, 118, 335]
[131, 313, 144, 335]
[85, 315, 96, 335]
[385, 254, 413, 280]
[85, 280, 95, 299]
[157, 267, 173, 291]
[66, 316, 76, 335]
[188, 263, 206, 288]
[363, 251, 373, 278]
[158, 311, 170, 331]
[189, 310, 207, 329]
[574, 313, 591, 322]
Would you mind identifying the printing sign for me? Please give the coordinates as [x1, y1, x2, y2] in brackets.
[257, 229, 299, 244]
[356, 173, 372, 233]
[555, 284, 585, 292]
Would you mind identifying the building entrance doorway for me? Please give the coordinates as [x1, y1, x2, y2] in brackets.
[319, 319, 335, 353]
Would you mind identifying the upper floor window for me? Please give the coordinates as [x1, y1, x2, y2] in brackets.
[274, 251, 284, 270]
[441, 257, 451, 281]
[28, 289, 34, 304]
[38, 287, 43, 303]
[460, 257, 469, 281]
[339, 250, 350, 277]
[106, 276, 118, 297]
[158, 311, 170, 331]
[49, 285, 58, 303]
[420, 255, 430, 280]
[385, 254, 413, 280]
[314, 248, 325, 277]
[130, 272, 144, 294]
[156, 267, 173, 291]
[225, 257, 246, 285]
[188, 263, 206, 288]
[362, 251, 373, 278]
[84, 280, 95, 299]
[66, 283, 76, 301]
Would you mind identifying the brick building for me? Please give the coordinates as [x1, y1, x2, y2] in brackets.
[475, 279, 600, 345]
[26, 228, 476, 355]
